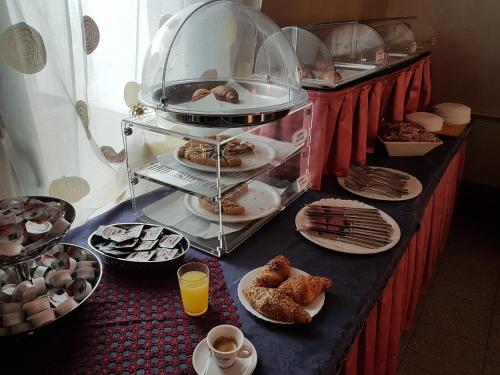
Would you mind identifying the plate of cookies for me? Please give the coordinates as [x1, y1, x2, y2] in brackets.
[184, 181, 281, 223]
[237, 255, 332, 324]
[174, 135, 275, 173]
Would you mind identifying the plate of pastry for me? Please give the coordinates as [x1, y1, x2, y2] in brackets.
[174, 135, 276, 173]
[237, 255, 332, 324]
[184, 181, 281, 223]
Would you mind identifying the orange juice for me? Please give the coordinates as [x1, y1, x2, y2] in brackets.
[179, 270, 209, 316]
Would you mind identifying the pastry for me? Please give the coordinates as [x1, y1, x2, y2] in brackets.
[199, 183, 248, 215]
[177, 135, 255, 168]
[254, 255, 291, 288]
[243, 286, 311, 324]
[320, 69, 342, 82]
[299, 64, 314, 79]
[382, 122, 441, 143]
[277, 275, 332, 305]
[191, 85, 239, 103]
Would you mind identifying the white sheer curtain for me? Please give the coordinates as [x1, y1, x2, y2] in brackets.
[0, 0, 186, 225]
[0, 0, 261, 225]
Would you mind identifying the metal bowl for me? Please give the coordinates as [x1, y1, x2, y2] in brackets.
[0, 196, 76, 267]
[0, 243, 102, 338]
[87, 223, 189, 273]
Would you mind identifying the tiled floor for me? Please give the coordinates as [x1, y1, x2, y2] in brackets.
[398, 185, 500, 375]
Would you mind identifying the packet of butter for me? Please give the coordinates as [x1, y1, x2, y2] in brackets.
[159, 234, 182, 249]
[155, 248, 178, 261]
[126, 250, 156, 262]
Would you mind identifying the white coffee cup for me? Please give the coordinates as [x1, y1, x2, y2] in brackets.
[206, 325, 252, 368]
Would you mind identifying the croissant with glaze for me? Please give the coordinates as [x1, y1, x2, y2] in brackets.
[243, 286, 311, 324]
[254, 255, 291, 288]
[277, 275, 332, 305]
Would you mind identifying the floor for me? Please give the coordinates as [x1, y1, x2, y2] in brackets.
[398, 184, 500, 375]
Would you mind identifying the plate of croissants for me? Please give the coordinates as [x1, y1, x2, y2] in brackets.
[237, 255, 332, 324]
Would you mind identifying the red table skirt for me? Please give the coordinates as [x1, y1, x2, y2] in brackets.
[340, 143, 467, 375]
[308, 55, 433, 189]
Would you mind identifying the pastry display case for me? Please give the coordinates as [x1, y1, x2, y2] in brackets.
[297, 22, 387, 88]
[139, 0, 308, 127]
[361, 18, 419, 65]
[122, 104, 312, 257]
[124, 0, 312, 257]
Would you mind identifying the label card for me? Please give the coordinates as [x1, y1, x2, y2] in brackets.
[375, 50, 386, 64]
[296, 174, 310, 192]
[292, 128, 308, 148]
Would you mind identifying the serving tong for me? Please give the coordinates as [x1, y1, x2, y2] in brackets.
[299, 204, 393, 249]
[344, 165, 410, 198]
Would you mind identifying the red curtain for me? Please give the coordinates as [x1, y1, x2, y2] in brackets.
[341, 144, 466, 375]
[308, 56, 433, 190]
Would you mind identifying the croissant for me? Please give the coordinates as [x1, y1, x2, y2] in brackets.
[254, 255, 291, 288]
[277, 275, 332, 305]
[192, 88, 211, 101]
[243, 286, 311, 324]
[210, 85, 239, 103]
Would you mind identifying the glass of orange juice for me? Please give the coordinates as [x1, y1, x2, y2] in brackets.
[177, 262, 209, 316]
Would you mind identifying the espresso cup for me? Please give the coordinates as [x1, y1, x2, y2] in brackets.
[206, 325, 252, 368]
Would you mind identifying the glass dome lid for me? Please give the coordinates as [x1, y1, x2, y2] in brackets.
[139, 0, 308, 127]
[362, 18, 417, 58]
[398, 17, 437, 52]
[282, 27, 339, 88]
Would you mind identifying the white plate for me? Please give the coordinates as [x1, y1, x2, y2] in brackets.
[295, 198, 401, 255]
[237, 267, 325, 324]
[337, 167, 423, 201]
[184, 181, 281, 223]
[174, 141, 275, 173]
[193, 337, 257, 375]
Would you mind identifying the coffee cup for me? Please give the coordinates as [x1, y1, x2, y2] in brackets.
[206, 325, 252, 368]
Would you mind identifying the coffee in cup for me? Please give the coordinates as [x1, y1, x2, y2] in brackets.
[207, 325, 252, 368]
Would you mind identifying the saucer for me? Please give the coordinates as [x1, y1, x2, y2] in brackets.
[193, 337, 257, 375]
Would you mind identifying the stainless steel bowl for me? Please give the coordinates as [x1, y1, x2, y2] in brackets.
[0, 243, 102, 338]
[88, 223, 189, 273]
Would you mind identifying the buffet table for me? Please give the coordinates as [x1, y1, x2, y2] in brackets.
[308, 54, 433, 189]
[1, 133, 466, 374]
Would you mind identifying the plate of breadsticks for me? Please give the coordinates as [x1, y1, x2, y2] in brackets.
[237, 255, 332, 324]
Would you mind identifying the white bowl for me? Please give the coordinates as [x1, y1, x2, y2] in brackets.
[379, 136, 443, 156]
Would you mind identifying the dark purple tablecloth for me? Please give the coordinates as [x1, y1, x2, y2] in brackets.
[2, 135, 465, 374]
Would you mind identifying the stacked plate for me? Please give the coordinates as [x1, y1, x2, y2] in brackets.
[406, 112, 444, 132]
[433, 103, 471, 125]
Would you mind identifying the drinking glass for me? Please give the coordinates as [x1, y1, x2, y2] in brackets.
[177, 262, 209, 316]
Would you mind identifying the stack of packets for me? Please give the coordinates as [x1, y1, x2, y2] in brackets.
[93, 224, 184, 262]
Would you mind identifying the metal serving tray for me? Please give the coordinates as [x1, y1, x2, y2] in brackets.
[301, 62, 382, 90]
[139, 79, 308, 127]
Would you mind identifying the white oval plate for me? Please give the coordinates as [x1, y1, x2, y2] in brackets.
[184, 181, 281, 223]
[237, 267, 325, 324]
[173, 141, 275, 173]
[337, 167, 423, 201]
[295, 198, 401, 255]
[193, 337, 257, 375]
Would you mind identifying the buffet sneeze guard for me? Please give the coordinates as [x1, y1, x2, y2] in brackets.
[122, 103, 313, 257]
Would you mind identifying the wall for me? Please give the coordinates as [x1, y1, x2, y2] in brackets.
[387, 0, 500, 187]
[262, 0, 388, 26]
